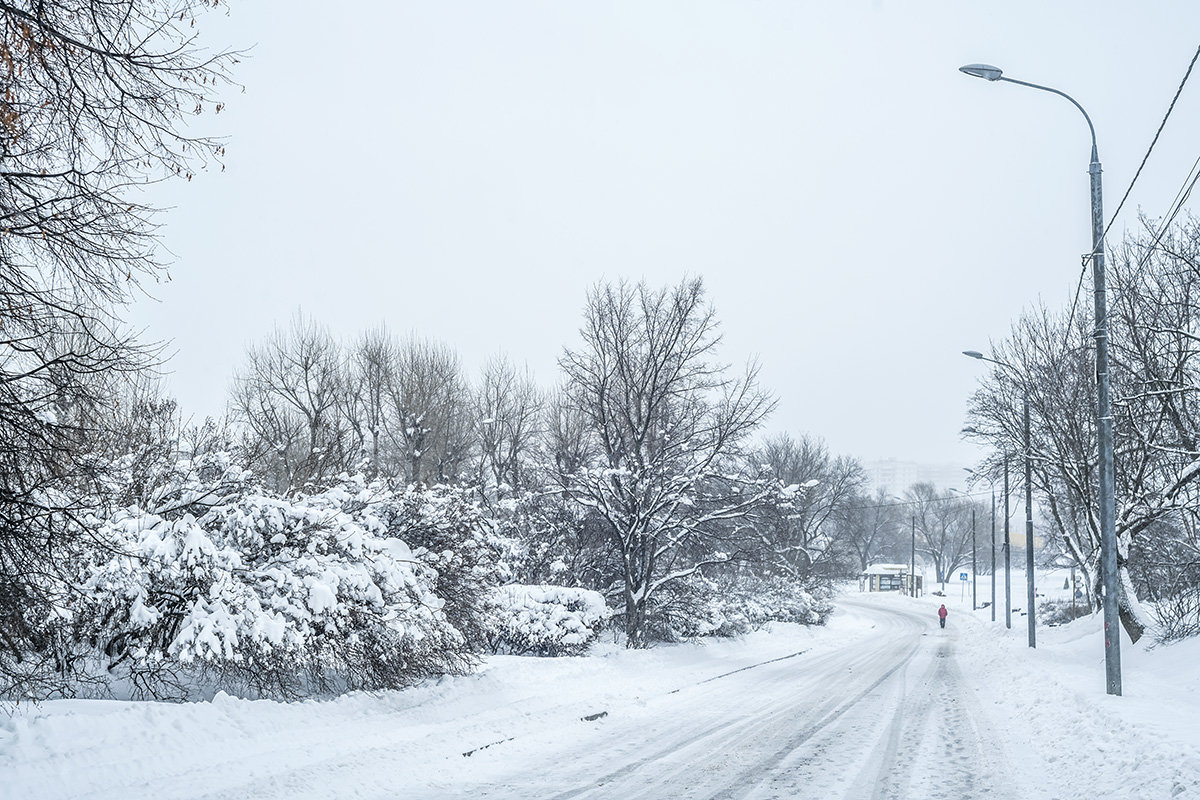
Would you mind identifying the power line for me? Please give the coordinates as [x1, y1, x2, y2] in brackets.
[1133, 153, 1200, 265]
[1063, 43, 1200, 347]
[1103, 44, 1200, 242]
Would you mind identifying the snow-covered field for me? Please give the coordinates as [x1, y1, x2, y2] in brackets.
[3, 585, 1199, 799]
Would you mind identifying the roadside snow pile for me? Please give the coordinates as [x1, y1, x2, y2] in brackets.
[485, 585, 611, 656]
[78, 477, 496, 698]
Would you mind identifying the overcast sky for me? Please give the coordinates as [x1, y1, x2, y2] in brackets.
[131, 1, 1200, 470]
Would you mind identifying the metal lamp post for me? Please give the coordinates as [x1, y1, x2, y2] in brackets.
[1003, 455, 1011, 630]
[911, 515, 917, 598]
[971, 507, 977, 611]
[991, 488, 997, 622]
[963, 464, 1000, 623]
[963, 350, 1035, 646]
[960, 64, 1121, 694]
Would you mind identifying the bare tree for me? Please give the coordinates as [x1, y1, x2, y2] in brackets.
[558, 278, 775, 647]
[833, 488, 906, 573]
[343, 325, 395, 479]
[754, 433, 865, 581]
[545, 386, 594, 479]
[966, 307, 1102, 609]
[962, 222, 1200, 644]
[376, 337, 470, 485]
[905, 482, 973, 586]
[473, 355, 544, 497]
[231, 314, 351, 493]
[0, 1, 236, 692]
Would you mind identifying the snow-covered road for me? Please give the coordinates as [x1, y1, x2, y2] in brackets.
[8, 591, 1200, 799]
[455, 596, 1007, 800]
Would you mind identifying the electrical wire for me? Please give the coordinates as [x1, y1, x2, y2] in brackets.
[1062, 43, 1200, 345]
[1103, 44, 1200, 243]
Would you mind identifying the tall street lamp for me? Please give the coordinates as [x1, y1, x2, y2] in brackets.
[991, 487, 996, 622]
[911, 515, 917, 599]
[1002, 455, 1011, 629]
[960, 64, 1121, 694]
[963, 350, 1036, 647]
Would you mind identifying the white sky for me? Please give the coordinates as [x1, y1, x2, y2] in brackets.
[132, 1, 1200, 468]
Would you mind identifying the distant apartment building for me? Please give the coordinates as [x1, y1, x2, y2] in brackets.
[863, 458, 968, 495]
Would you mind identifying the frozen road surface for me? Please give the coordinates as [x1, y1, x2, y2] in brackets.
[8, 591, 1200, 800]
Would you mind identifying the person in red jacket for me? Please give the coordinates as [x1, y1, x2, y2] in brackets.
[938, 604, 948, 628]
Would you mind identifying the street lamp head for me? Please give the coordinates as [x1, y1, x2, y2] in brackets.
[960, 64, 1004, 81]
[962, 350, 985, 359]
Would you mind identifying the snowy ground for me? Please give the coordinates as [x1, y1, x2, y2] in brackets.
[4, 584, 1200, 800]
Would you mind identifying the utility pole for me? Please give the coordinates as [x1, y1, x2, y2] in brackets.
[1071, 564, 1077, 619]
[990, 489, 997, 622]
[1025, 396, 1036, 648]
[971, 507, 978, 611]
[911, 515, 916, 599]
[959, 61, 1119, 692]
[1004, 457, 1011, 630]
[1090, 135, 1122, 695]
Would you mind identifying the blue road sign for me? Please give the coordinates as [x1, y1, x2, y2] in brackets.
[959, 572, 969, 581]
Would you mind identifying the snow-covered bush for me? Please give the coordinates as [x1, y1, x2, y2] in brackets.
[486, 493, 620, 592]
[78, 477, 497, 698]
[648, 576, 833, 640]
[1038, 599, 1092, 628]
[484, 584, 611, 656]
[373, 484, 506, 653]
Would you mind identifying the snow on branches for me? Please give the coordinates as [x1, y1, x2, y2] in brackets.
[78, 475, 497, 698]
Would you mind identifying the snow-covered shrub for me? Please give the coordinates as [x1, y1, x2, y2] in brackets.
[78, 477, 496, 698]
[1038, 598, 1092, 628]
[648, 576, 833, 640]
[370, 484, 506, 652]
[488, 493, 618, 590]
[484, 584, 611, 656]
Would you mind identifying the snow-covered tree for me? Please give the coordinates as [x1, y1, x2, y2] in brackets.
[557, 278, 774, 647]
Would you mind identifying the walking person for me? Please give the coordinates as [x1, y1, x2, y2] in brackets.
[938, 604, 948, 629]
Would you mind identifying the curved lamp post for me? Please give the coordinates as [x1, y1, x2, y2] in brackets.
[960, 65, 1121, 696]
[963, 351, 1035, 647]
